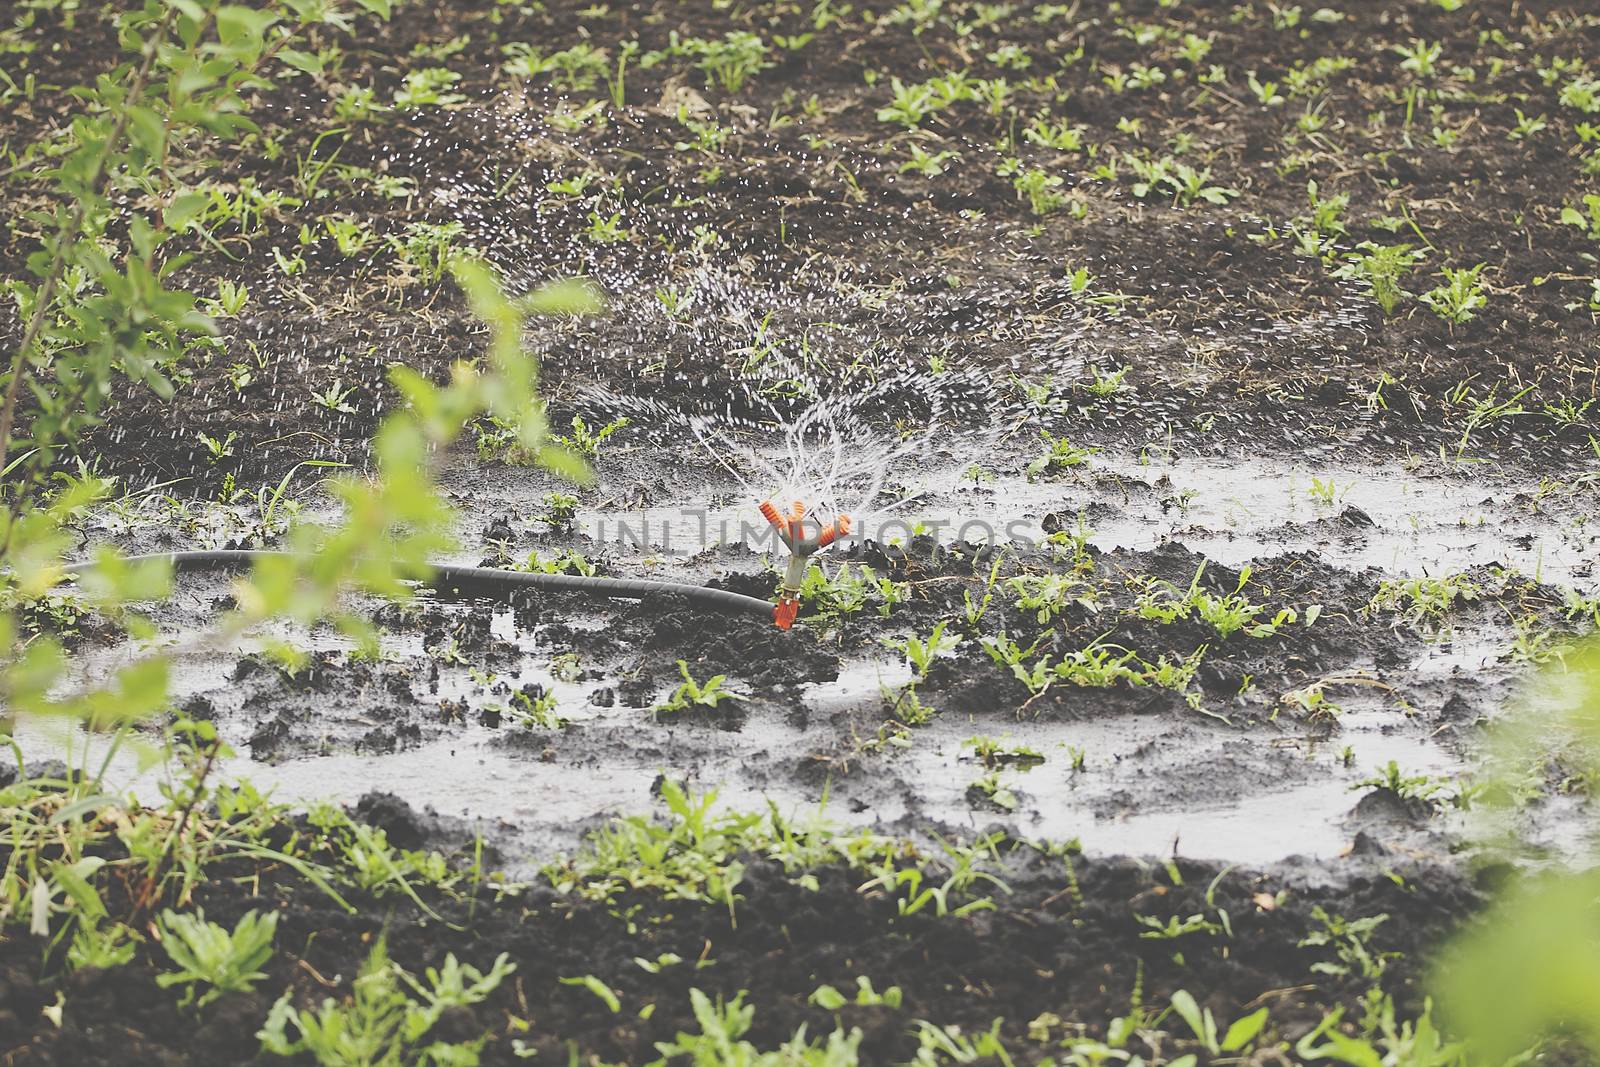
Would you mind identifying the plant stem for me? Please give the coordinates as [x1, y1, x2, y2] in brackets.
[133, 734, 221, 917]
[0, 9, 174, 480]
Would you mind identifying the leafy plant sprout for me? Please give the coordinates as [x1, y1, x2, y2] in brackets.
[155, 907, 278, 1009]
[1422, 263, 1489, 325]
[656, 660, 741, 714]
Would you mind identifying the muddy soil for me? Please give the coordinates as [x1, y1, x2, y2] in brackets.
[0, 789, 1492, 1066]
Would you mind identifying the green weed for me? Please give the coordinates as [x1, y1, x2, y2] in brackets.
[155, 908, 277, 1010]
[656, 661, 741, 714]
[258, 937, 512, 1064]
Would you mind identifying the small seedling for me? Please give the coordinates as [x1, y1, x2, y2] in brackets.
[1162, 162, 1240, 206]
[1010, 165, 1067, 215]
[393, 66, 465, 108]
[1369, 573, 1479, 626]
[980, 631, 1043, 668]
[1026, 430, 1098, 479]
[651, 989, 864, 1063]
[885, 620, 961, 678]
[1247, 71, 1285, 106]
[656, 660, 740, 714]
[686, 30, 772, 92]
[1508, 108, 1547, 140]
[964, 734, 1045, 768]
[1134, 563, 1297, 639]
[539, 491, 579, 526]
[558, 414, 629, 458]
[1307, 477, 1345, 505]
[560, 974, 623, 1013]
[1167, 989, 1270, 1056]
[809, 976, 903, 1010]
[207, 278, 249, 317]
[259, 939, 512, 1062]
[1053, 639, 1144, 689]
[1083, 365, 1130, 397]
[962, 558, 1003, 627]
[271, 247, 305, 276]
[1395, 39, 1443, 79]
[1335, 242, 1422, 316]
[1505, 614, 1572, 666]
[1023, 116, 1087, 152]
[156, 908, 278, 1009]
[584, 210, 629, 244]
[1299, 906, 1396, 979]
[1008, 573, 1096, 624]
[1421, 264, 1488, 325]
[513, 687, 565, 729]
[197, 431, 238, 463]
[1282, 682, 1341, 719]
[900, 144, 958, 177]
[1137, 913, 1222, 940]
[877, 77, 939, 128]
[519, 550, 596, 577]
[1560, 194, 1600, 241]
[887, 683, 937, 726]
[1354, 760, 1446, 805]
[323, 215, 377, 256]
[309, 380, 357, 415]
[968, 772, 1018, 811]
[911, 1020, 1014, 1063]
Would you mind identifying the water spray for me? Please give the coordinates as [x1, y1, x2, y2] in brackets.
[75, 368, 966, 634]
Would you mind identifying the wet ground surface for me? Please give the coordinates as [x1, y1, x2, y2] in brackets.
[28, 441, 1600, 873]
[12, 439, 1597, 1063]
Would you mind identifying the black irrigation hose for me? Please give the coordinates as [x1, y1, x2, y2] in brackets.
[63, 550, 779, 621]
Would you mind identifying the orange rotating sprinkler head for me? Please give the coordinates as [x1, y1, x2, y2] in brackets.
[816, 512, 851, 548]
[760, 498, 853, 629]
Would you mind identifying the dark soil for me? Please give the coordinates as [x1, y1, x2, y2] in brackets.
[6, 0, 1600, 486]
[0, 794, 1485, 1067]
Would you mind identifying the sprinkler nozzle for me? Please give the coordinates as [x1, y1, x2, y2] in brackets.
[816, 513, 851, 549]
[787, 500, 806, 539]
[759, 500, 851, 629]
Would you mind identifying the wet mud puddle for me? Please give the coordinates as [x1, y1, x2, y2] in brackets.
[24, 447, 1600, 871]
